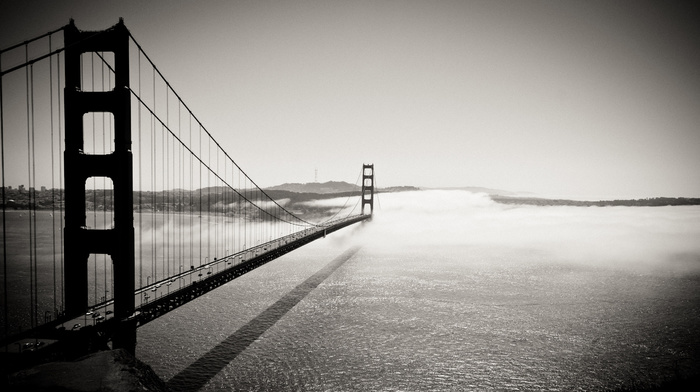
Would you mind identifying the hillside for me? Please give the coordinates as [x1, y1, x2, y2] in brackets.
[266, 182, 420, 194]
[491, 195, 700, 207]
[265, 181, 360, 194]
[434, 186, 521, 196]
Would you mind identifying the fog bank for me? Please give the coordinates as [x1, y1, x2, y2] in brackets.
[329, 190, 700, 274]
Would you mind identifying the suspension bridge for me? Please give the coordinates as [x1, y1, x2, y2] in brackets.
[0, 19, 374, 368]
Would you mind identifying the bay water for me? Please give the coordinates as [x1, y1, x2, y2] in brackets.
[136, 190, 700, 391]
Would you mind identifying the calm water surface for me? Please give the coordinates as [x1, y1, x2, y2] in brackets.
[137, 241, 700, 391]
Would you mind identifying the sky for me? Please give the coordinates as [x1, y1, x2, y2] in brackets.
[1, 0, 699, 198]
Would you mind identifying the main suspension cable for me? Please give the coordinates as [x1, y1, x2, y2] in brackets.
[319, 169, 363, 224]
[125, 31, 318, 227]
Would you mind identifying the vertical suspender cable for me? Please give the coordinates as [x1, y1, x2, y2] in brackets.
[224, 157, 227, 257]
[199, 124, 202, 268]
[31, 60, 38, 333]
[207, 137, 210, 260]
[165, 86, 169, 281]
[151, 66, 156, 283]
[101, 52, 108, 302]
[215, 148, 218, 258]
[237, 170, 240, 255]
[26, 46, 35, 332]
[49, 36, 57, 318]
[178, 102, 182, 278]
[0, 49, 8, 345]
[57, 48, 64, 316]
[188, 116, 194, 272]
[162, 96, 166, 281]
[161, 121, 165, 281]
[176, 102, 180, 280]
[137, 45, 142, 290]
[91, 52, 97, 304]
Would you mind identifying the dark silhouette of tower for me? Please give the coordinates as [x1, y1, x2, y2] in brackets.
[63, 19, 136, 352]
[361, 164, 374, 215]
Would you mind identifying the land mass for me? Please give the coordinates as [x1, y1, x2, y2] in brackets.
[491, 195, 700, 207]
[6, 183, 697, 210]
[431, 186, 524, 196]
[266, 181, 359, 194]
[0, 182, 419, 217]
[266, 181, 419, 194]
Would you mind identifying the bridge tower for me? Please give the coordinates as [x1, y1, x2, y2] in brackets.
[361, 164, 374, 215]
[63, 19, 136, 352]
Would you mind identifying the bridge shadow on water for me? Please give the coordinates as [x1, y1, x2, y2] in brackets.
[165, 246, 361, 392]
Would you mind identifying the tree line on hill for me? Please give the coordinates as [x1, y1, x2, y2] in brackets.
[490, 195, 700, 207]
[1, 185, 419, 220]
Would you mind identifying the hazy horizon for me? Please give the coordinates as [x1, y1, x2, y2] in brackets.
[4, 180, 700, 202]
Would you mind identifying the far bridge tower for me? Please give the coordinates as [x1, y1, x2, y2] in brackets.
[361, 164, 374, 216]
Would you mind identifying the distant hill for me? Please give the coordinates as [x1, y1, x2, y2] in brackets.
[381, 186, 421, 193]
[266, 182, 421, 194]
[432, 186, 522, 196]
[491, 195, 700, 207]
[0, 181, 420, 212]
[266, 181, 360, 194]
